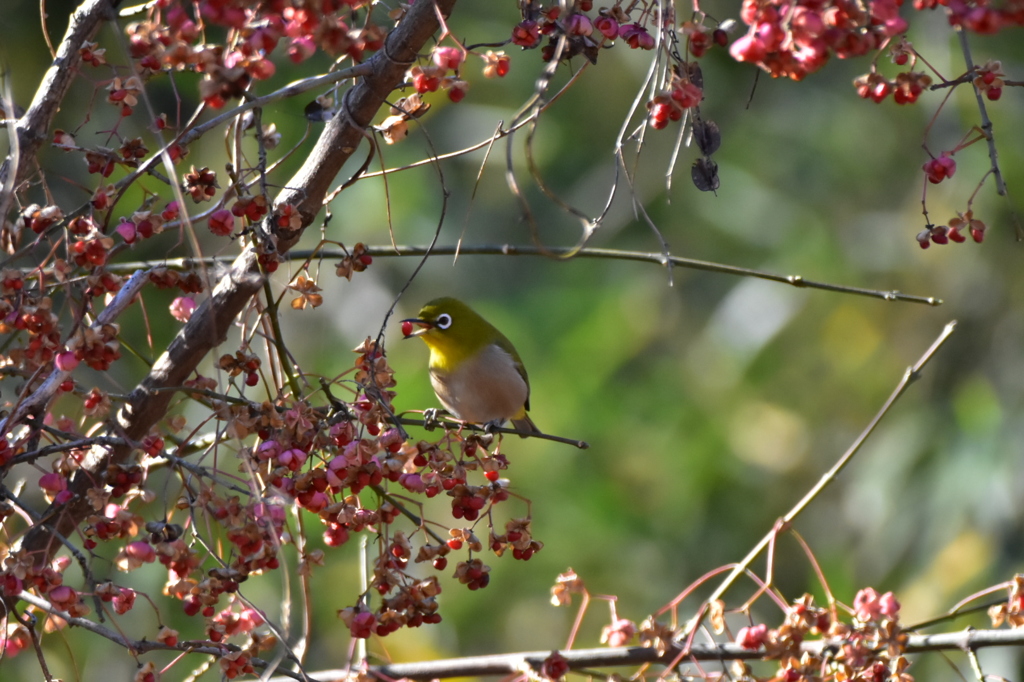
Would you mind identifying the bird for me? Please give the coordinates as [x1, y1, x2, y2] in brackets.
[401, 297, 540, 436]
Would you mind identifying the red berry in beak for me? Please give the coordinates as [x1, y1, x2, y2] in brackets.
[401, 320, 414, 337]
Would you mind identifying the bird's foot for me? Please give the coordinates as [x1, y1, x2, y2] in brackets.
[422, 408, 443, 430]
[482, 419, 504, 435]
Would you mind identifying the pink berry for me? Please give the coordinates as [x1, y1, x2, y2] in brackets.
[208, 209, 235, 236]
[594, 16, 619, 39]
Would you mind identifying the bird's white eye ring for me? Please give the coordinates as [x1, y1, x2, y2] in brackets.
[435, 313, 452, 329]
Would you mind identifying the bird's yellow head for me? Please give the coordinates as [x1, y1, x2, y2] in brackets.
[401, 297, 508, 372]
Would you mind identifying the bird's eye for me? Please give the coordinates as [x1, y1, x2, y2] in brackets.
[435, 313, 452, 329]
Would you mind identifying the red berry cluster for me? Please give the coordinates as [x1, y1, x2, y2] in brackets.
[83, 149, 117, 177]
[85, 272, 123, 299]
[20, 204, 64, 235]
[219, 649, 256, 680]
[38, 471, 71, 504]
[96, 581, 138, 615]
[123, 1, 381, 110]
[856, 69, 933, 104]
[922, 153, 956, 184]
[453, 557, 491, 590]
[851, 23, 1012, 108]
[1, 555, 89, 618]
[148, 266, 205, 294]
[1, 290, 62, 372]
[79, 40, 107, 67]
[512, 2, 661, 65]
[83, 503, 142, 550]
[116, 210, 167, 244]
[67, 323, 122, 372]
[973, 59, 1006, 100]
[648, 75, 704, 130]
[8, 337, 538, 651]
[2, 0, 546, 664]
[107, 463, 145, 498]
[208, 208, 236, 236]
[183, 166, 219, 203]
[541, 651, 571, 680]
[218, 349, 262, 387]
[731, 589, 911, 682]
[70, 234, 114, 268]
[117, 137, 148, 167]
[227, 341, 538, 638]
[916, 210, 986, 248]
[937, 0, 1024, 33]
[106, 76, 142, 117]
[231, 194, 269, 223]
[82, 388, 110, 416]
[274, 203, 302, 232]
[730, 0, 908, 81]
[335, 242, 373, 280]
[491, 517, 543, 561]
[207, 603, 264, 642]
[988, 574, 1024, 627]
[0, 438, 12, 468]
[405, 44, 501, 104]
[681, 21, 731, 57]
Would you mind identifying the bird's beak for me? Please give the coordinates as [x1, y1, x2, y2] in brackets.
[401, 318, 432, 338]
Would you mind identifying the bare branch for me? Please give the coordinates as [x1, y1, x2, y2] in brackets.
[953, 27, 1006, 198]
[1, 0, 117, 189]
[109, 244, 944, 306]
[265, 628, 1024, 681]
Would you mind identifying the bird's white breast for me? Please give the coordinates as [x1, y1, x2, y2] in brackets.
[429, 343, 529, 424]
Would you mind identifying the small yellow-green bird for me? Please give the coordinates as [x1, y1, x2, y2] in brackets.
[402, 297, 540, 436]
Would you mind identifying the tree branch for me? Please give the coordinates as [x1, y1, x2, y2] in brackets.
[264, 628, 1024, 681]
[108, 244, 943, 307]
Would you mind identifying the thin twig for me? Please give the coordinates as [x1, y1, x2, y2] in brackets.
[263, 278, 304, 399]
[9, 436, 127, 466]
[967, 647, 986, 682]
[906, 599, 1005, 632]
[682, 320, 957, 638]
[108, 245, 942, 306]
[953, 27, 1005, 198]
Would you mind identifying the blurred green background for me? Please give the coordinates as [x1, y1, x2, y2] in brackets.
[4, 0, 1024, 680]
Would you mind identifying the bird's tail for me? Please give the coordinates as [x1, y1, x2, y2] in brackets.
[511, 414, 541, 438]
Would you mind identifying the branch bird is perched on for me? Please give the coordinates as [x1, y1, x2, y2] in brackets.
[402, 297, 540, 436]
